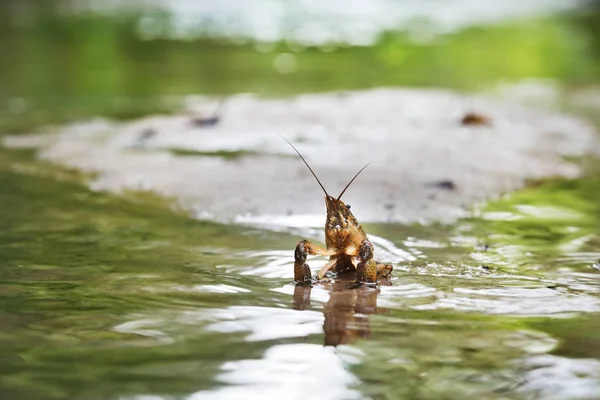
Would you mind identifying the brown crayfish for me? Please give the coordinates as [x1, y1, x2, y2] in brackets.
[282, 137, 393, 286]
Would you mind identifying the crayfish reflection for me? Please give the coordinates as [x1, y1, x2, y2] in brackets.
[293, 274, 391, 347]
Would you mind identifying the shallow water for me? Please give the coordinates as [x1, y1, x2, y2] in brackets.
[1, 149, 599, 400]
[2, 3, 600, 398]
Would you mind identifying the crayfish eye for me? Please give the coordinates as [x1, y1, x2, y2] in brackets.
[346, 204, 351, 210]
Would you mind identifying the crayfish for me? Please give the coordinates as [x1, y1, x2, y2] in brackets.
[282, 137, 393, 286]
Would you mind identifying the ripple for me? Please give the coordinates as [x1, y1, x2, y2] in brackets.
[517, 355, 600, 399]
[271, 284, 332, 304]
[404, 237, 447, 248]
[555, 251, 600, 265]
[112, 319, 174, 343]
[549, 272, 600, 293]
[189, 344, 361, 400]
[414, 286, 600, 315]
[482, 211, 522, 221]
[221, 250, 323, 280]
[369, 235, 418, 263]
[515, 204, 584, 220]
[172, 284, 252, 294]
[379, 283, 438, 299]
[203, 306, 324, 341]
[219, 237, 413, 279]
[454, 287, 560, 298]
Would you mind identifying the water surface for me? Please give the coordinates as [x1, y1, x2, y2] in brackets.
[2, 2, 600, 399]
[1, 149, 599, 399]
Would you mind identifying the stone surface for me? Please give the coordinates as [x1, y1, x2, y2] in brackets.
[4, 88, 599, 226]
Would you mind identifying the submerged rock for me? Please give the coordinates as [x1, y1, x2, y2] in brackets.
[3, 88, 599, 226]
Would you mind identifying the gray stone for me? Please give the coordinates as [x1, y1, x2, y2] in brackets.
[4, 88, 599, 226]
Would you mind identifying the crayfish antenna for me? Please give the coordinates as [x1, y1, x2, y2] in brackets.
[337, 162, 372, 200]
[278, 134, 329, 197]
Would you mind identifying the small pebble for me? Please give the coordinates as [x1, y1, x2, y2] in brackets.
[475, 243, 489, 252]
[461, 112, 491, 126]
[426, 180, 456, 191]
[190, 116, 220, 127]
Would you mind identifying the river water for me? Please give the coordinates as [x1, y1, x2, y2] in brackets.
[1, 2, 600, 400]
[1, 147, 599, 399]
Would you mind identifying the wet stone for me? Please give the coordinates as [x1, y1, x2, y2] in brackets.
[3, 88, 599, 226]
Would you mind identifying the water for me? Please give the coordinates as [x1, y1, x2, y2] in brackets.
[2, 2, 600, 399]
[1, 147, 599, 399]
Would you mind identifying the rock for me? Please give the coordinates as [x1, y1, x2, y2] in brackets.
[4, 88, 599, 226]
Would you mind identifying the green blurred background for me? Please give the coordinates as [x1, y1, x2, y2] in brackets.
[1, 0, 600, 132]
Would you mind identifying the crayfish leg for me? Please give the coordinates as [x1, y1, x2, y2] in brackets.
[294, 240, 336, 284]
[317, 258, 338, 279]
[356, 239, 377, 284]
[376, 263, 393, 280]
